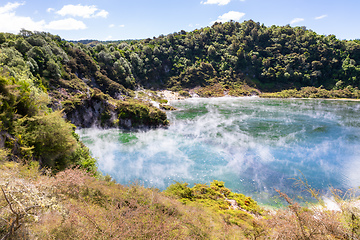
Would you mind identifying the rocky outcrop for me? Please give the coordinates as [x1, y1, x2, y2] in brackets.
[159, 104, 177, 111]
[0, 131, 22, 161]
[225, 198, 262, 218]
[64, 96, 117, 129]
[64, 94, 168, 129]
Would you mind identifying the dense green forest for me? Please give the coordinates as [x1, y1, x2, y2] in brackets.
[75, 20, 360, 92]
[2, 20, 360, 98]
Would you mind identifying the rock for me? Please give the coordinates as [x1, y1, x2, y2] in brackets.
[160, 90, 185, 101]
[226, 199, 240, 210]
[159, 104, 177, 111]
[64, 96, 116, 128]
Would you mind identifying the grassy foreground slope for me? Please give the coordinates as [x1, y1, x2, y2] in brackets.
[1, 161, 360, 239]
[0, 162, 261, 239]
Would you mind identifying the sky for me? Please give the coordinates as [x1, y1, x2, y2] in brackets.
[0, 0, 359, 41]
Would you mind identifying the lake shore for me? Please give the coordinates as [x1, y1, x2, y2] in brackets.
[158, 89, 360, 103]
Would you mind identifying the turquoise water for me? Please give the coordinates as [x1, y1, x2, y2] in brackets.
[78, 97, 360, 204]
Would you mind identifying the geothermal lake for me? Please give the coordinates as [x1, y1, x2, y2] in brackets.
[78, 97, 360, 204]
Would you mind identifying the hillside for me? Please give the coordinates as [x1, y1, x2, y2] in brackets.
[72, 20, 360, 93]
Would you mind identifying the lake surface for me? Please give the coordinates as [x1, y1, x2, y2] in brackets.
[78, 97, 360, 204]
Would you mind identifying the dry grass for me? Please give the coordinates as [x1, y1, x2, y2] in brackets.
[267, 190, 352, 239]
[0, 162, 247, 239]
[0, 162, 359, 239]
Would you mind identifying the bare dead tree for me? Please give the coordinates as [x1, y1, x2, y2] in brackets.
[0, 187, 39, 240]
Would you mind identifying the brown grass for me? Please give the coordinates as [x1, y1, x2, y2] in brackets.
[1, 162, 359, 239]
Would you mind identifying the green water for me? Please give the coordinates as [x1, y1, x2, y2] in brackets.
[78, 97, 360, 204]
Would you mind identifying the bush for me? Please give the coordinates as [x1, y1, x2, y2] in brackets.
[14, 111, 78, 170]
[116, 100, 168, 128]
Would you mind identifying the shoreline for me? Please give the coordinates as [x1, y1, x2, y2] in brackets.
[157, 90, 360, 103]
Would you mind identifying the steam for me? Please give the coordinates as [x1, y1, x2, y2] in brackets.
[78, 97, 360, 203]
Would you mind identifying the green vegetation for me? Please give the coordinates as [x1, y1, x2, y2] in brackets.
[261, 86, 360, 99]
[0, 163, 251, 239]
[164, 180, 264, 234]
[164, 180, 262, 214]
[159, 103, 177, 110]
[66, 20, 360, 94]
[0, 30, 169, 131]
[116, 99, 168, 128]
[0, 72, 95, 172]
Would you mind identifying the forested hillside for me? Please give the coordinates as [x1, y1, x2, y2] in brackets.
[73, 20, 360, 92]
[3, 20, 360, 96]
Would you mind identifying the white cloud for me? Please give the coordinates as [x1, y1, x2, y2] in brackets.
[0, 2, 23, 14]
[0, 2, 89, 32]
[109, 24, 124, 28]
[56, 4, 109, 18]
[290, 18, 304, 25]
[45, 18, 87, 30]
[95, 9, 109, 18]
[315, 14, 327, 20]
[212, 11, 245, 24]
[201, 0, 245, 5]
[0, 2, 45, 32]
[201, 0, 231, 6]
[47, 8, 55, 13]
[189, 23, 200, 28]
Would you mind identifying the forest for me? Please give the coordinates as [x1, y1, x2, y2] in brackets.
[1, 20, 360, 239]
[73, 20, 360, 93]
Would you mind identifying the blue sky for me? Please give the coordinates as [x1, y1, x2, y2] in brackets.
[0, 0, 359, 41]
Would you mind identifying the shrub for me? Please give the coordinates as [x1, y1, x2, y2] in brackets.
[116, 99, 168, 128]
[14, 111, 77, 170]
[164, 181, 193, 200]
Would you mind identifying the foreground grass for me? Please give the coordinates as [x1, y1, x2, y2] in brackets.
[1, 161, 360, 239]
[0, 162, 254, 239]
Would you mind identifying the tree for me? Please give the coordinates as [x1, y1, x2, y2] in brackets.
[207, 45, 216, 57]
[0, 32, 6, 44]
[44, 59, 61, 79]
